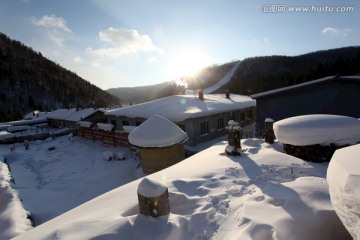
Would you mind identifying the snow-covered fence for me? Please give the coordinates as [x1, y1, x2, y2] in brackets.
[78, 126, 130, 148]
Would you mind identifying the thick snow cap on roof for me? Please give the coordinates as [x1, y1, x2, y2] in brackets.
[105, 94, 255, 122]
[128, 114, 188, 148]
[274, 114, 360, 146]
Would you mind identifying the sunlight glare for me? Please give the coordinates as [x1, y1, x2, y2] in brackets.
[168, 51, 210, 79]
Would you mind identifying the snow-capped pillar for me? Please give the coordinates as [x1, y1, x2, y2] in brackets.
[265, 118, 275, 144]
[225, 120, 242, 155]
[137, 178, 170, 217]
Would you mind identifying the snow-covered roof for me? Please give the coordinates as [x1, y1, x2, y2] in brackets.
[274, 114, 360, 146]
[47, 108, 104, 121]
[128, 114, 188, 148]
[105, 94, 255, 122]
[251, 75, 360, 99]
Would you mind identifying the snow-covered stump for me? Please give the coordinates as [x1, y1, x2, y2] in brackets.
[327, 144, 360, 239]
[137, 178, 170, 217]
[225, 120, 242, 156]
[274, 115, 360, 162]
[264, 118, 275, 144]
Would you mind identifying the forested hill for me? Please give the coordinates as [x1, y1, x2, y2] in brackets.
[107, 61, 238, 104]
[108, 46, 360, 104]
[218, 46, 360, 95]
[0, 33, 120, 122]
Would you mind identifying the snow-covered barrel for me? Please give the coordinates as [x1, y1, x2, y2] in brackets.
[327, 144, 360, 239]
[274, 114, 360, 162]
[137, 177, 170, 217]
[128, 115, 188, 174]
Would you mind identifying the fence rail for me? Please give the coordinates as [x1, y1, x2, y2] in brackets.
[78, 126, 130, 148]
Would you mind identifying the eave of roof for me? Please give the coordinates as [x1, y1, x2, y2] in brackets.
[250, 75, 360, 99]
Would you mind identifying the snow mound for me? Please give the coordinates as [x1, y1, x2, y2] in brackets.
[137, 178, 167, 197]
[327, 144, 360, 239]
[97, 123, 114, 131]
[0, 162, 33, 239]
[274, 114, 360, 146]
[129, 114, 188, 148]
[78, 121, 92, 128]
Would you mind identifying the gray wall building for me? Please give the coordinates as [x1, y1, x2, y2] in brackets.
[105, 93, 256, 146]
[251, 76, 360, 134]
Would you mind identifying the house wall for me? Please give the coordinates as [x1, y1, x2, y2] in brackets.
[255, 80, 360, 133]
[84, 111, 106, 124]
[107, 106, 256, 146]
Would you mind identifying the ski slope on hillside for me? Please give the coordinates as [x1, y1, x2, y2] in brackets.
[203, 60, 241, 94]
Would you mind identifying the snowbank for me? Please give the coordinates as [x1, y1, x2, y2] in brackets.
[274, 114, 360, 146]
[97, 123, 114, 131]
[12, 139, 350, 240]
[129, 114, 188, 148]
[78, 121, 92, 128]
[327, 144, 360, 239]
[0, 162, 33, 239]
[0, 131, 14, 141]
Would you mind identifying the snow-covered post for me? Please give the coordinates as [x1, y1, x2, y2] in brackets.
[137, 178, 170, 217]
[225, 120, 242, 155]
[265, 118, 275, 144]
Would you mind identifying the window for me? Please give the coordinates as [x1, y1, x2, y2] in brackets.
[217, 118, 224, 130]
[230, 112, 236, 121]
[240, 110, 245, 121]
[122, 120, 129, 126]
[136, 121, 143, 126]
[248, 108, 253, 119]
[200, 122, 209, 135]
[178, 124, 186, 132]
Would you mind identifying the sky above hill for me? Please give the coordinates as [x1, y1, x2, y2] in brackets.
[0, 0, 359, 89]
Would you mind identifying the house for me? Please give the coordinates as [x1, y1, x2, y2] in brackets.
[105, 92, 256, 146]
[47, 108, 106, 129]
[128, 114, 188, 174]
[251, 75, 360, 134]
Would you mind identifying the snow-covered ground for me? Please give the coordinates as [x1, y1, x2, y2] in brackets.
[1, 135, 352, 239]
[0, 135, 143, 236]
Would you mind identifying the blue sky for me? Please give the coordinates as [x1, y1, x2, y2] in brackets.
[0, 0, 359, 89]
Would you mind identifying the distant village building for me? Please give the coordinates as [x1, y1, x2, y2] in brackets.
[128, 114, 188, 174]
[251, 76, 360, 133]
[105, 92, 256, 146]
[47, 108, 106, 128]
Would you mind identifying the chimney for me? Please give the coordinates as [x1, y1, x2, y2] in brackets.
[225, 89, 230, 99]
[198, 90, 204, 101]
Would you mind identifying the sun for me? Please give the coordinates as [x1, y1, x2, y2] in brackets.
[167, 50, 210, 79]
